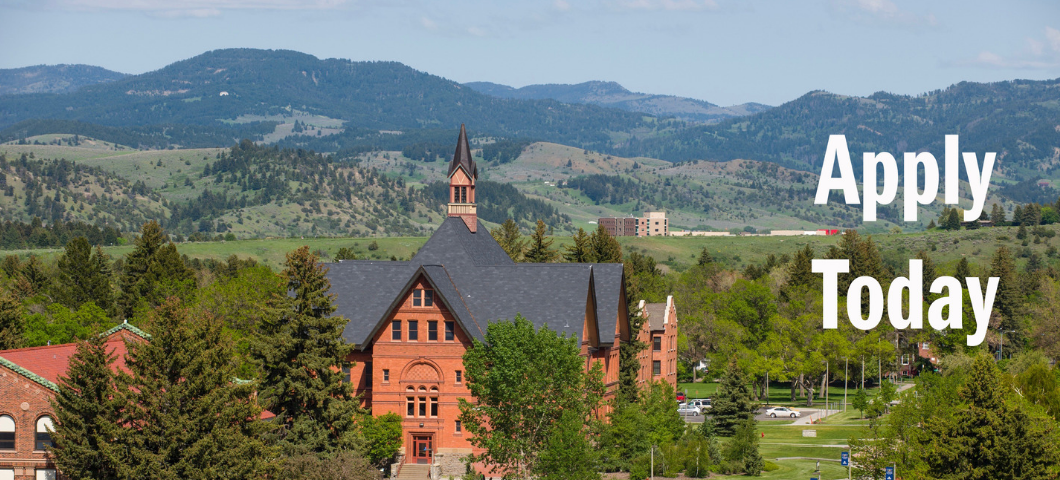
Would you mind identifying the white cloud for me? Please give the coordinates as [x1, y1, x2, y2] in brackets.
[553, 0, 571, 12]
[829, 0, 936, 31]
[958, 26, 1060, 70]
[612, 0, 719, 11]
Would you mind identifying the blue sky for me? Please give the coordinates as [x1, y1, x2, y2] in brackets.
[1, 0, 1058, 106]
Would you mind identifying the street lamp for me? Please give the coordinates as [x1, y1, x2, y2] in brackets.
[998, 329, 1016, 360]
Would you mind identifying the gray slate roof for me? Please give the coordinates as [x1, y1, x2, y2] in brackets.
[643, 303, 667, 331]
[328, 217, 626, 349]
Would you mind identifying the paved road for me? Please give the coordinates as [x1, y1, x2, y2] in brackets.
[682, 407, 832, 424]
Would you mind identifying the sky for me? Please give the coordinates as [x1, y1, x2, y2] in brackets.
[1, 0, 1058, 106]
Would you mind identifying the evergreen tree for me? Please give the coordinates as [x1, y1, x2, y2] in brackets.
[723, 418, 763, 475]
[117, 221, 193, 319]
[1013, 205, 1024, 226]
[563, 228, 592, 263]
[787, 244, 815, 288]
[589, 224, 622, 264]
[697, 247, 714, 266]
[916, 250, 937, 300]
[121, 298, 274, 478]
[1016, 224, 1028, 240]
[943, 208, 961, 230]
[21, 255, 49, 295]
[50, 334, 125, 479]
[927, 219, 936, 229]
[0, 292, 23, 349]
[524, 220, 558, 263]
[990, 203, 1006, 225]
[954, 257, 972, 279]
[712, 358, 757, 436]
[253, 246, 362, 456]
[55, 237, 113, 312]
[490, 219, 525, 262]
[989, 246, 1021, 333]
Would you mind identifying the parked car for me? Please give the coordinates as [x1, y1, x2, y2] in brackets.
[676, 392, 687, 402]
[688, 398, 712, 409]
[677, 404, 702, 416]
[765, 406, 801, 418]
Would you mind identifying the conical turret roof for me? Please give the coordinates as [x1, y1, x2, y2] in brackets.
[447, 124, 477, 179]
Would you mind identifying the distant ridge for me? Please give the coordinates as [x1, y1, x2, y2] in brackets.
[0, 64, 126, 95]
[464, 80, 770, 123]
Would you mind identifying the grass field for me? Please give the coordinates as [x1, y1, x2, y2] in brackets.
[2, 223, 1056, 275]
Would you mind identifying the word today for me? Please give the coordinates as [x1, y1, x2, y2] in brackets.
[813, 259, 995, 346]
[814, 135, 996, 222]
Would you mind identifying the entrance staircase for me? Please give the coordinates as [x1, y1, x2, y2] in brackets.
[395, 463, 430, 479]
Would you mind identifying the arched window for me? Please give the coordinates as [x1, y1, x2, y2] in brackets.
[0, 415, 14, 450]
[35, 416, 53, 451]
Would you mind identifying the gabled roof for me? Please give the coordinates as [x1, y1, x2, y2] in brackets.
[328, 217, 628, 349]
[447, 124, 477, 180]
[643, 303, 667, 331]
[0, 326, 141, 389]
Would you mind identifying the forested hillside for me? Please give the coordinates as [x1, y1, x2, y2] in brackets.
[0, 64, 126, 95]
[611, 80, 1060, 183]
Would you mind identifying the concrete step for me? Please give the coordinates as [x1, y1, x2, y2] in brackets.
[395, 463, 431, 479]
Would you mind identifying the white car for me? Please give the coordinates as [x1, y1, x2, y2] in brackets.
[677, 404, 702, 416]
[688, 398, 712, 410]
[765, 406, 801, 418]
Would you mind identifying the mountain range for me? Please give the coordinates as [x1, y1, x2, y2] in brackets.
[464, 80, 770, 124]
[0, 64, 126, 95]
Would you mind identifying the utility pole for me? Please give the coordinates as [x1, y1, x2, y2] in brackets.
[650, 445, 654, 480]
[844, 357, 849, 412]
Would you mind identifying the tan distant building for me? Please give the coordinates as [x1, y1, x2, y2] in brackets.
[598, 211, 668, 237]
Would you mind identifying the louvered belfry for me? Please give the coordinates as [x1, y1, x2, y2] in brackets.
[446, 124, 478, 232]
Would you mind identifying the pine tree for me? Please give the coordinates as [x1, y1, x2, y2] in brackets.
[117, 221, 193, 319]
[490, 219, 525, 262]
[1013, 205, 1024, 226]
[712, 358, 756, 436]
[121, 298, 274, 478]
[989, 246, 1021, 333]
[524, 220, 558, 263]
[55, 237, 113, 312]
[253, 246, 363, 456]
[723, 418, 763, 475]
[50, 334, 126, 479]
[20, 255, 49, 295]
[943, 208, 961, 230]
[916, 250, 937, 300]
[0, 292, 23, 349]
[990, 203, 1006, 225]
[1016, 224, 1028, 240]
[697, 247, 714, 266]
[787, 244, 815, 288]
[927, 219, 936, 229]
[563, 228, 592, 263]
[589, 224, 622, 263]
[954, 257, 972, 279]
[534, 409, 600, 480]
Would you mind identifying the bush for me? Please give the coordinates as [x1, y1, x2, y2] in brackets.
[367, 240, 379, 251]
[763, 460, 780, 472]
[281, 451, 382, 480]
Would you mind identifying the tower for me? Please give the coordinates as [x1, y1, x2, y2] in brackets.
[447, 124, 478, 232]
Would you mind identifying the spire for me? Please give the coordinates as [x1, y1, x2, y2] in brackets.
[448, 124, 477, 180]
[447, 124, 478, 232]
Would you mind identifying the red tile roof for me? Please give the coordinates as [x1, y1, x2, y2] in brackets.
[0, 336, 132, 384]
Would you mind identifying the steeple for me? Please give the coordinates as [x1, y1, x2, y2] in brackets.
[447, 124, 478, 232]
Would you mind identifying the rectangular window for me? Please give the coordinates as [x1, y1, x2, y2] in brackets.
[35, 432, 51, 451]
[413, 290, 422, 307]
[653, 336, 661, 351]
[35, 470, 56, 480]
[418, 397, 427, 417]
[455, 420, 462, 433]
[902, 355, 910, 366]
[383, 369, 390, 382]
[424, 290, 433, 307]
[445, 321, 455, 341]
[408, 320, 419, 341]
[407, 397, 415, 416]
[428, 321, 438, 341]
[460, 186, 467, 203]
[653, 360, 661, 376]
[455, 370, 463, 383]
[0, 432, 13, 450]
[364, 362, 372, 387]
[392, 320, 401, 341]
[430, 397, 438, 417]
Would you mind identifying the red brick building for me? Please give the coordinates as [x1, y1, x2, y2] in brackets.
[635, 296, 679, 389]
[328, 126, 635, 477]
[0, 323, 148, 480]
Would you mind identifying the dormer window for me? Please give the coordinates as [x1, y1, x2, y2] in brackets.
[413, 289, 433, 307]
